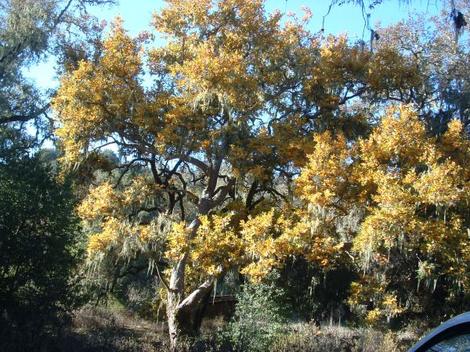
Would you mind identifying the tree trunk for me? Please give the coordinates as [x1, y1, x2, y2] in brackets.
[165, 170, 233, 350]
[167, 278, 214, 351]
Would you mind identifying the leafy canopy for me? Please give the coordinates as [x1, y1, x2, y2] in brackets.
[52, 0, 469, 328]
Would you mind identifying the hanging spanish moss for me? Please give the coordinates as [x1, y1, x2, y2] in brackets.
[450, 6, 467, 42]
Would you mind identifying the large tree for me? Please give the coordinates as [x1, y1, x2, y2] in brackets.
[52, 0, 462, 348]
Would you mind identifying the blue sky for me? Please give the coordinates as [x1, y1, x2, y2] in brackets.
[88, 0, 441, 36]
[26, 0, 442, 89]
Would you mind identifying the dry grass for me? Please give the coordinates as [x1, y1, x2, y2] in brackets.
[39, 306, 421, 352]
[271, 323, 419, 352]
[55, 306, 169, 352]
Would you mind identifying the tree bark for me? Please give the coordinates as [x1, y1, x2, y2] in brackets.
[166, 214, 211, 350]
[165, 159, 234, 350]
[167, 279, 214, 351]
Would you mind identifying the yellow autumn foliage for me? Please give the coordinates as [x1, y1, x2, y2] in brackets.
[298, 105, 469, 323]
[51, 0, 469, 329]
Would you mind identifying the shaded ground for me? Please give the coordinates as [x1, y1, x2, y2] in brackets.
[58, 307, 169, 352]
[24, 306, 422, 352]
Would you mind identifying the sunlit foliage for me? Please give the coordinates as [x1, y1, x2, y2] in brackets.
[52, 0, 470, 342]
[298, 106, 470, 324]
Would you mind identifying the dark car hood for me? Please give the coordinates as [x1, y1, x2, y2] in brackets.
[408, 312, 470, 352]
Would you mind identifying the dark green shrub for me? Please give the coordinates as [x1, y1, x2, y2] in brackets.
[0, 155, 83, 350]
[222, 279, 287, 352]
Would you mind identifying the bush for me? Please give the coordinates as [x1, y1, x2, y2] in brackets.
[222, 279, 287, 352]
[0, 155, 83, 350]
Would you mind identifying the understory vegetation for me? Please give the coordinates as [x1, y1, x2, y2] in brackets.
[47, 297, 421, 352]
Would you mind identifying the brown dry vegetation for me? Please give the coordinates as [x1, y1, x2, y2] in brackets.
[45, 306, 423, 352]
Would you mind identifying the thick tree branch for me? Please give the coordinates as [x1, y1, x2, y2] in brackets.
[0, 104, 50, 125]
[212, 178, 236, 208]
[177, 278, 214, 311]
[168, 154, 209, 174]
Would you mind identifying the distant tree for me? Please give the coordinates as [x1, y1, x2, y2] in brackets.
[327, 0, 467, 44]
[0, 0, 115, 144]
[372, 12, 470, 134]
